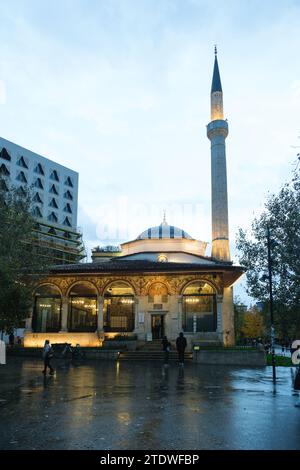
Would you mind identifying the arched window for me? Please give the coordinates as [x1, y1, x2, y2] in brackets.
[33, 285, 62, 332]
[104, 281, 135, 332]
[182, 281, 217, 333]
[148, 282, 168, 304]
[68, 283, 97, 332]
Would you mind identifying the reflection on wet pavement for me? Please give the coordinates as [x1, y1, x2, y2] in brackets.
[0, 358, 300, 450]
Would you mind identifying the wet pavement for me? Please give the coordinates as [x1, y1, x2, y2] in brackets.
[0, 358, 300, 450]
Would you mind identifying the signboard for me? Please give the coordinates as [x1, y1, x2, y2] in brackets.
[138, 313, 144, 324]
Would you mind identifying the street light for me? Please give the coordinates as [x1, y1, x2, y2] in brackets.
[266, 225, 276, 383]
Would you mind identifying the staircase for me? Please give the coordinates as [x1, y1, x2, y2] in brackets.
[119, 340, 193, 362]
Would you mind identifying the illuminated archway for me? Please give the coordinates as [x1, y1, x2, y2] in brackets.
[32, 284, 62, 333]
[68, 282, 98, 332]
[103, 281, 135, 332]
[182, 280, 217, 333]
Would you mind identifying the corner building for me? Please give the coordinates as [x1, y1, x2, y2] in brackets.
[24, 51, 244, 350]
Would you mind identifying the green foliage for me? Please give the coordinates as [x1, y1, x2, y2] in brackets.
[236, 165, 300, 341]
[241, 310, 265, 339]
[234, 297, 248, 342]
[0, 180, 50, 332]
[266, 354, 293, 367]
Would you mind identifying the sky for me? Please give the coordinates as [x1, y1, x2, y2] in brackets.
[0, 0, 300, 303]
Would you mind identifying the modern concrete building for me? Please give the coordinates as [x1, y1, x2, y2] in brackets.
[0, 137, 85, 264]
[24, 51, 244, 350]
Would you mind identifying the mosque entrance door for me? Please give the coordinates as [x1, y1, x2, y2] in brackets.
[151, 314, 164, 339]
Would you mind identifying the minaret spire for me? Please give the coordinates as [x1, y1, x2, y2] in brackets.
[210, 46, 223, 120]
[207, 48, 230, 262]
[162, 210, 167, 226]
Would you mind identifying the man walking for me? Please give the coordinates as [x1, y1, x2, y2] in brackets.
[176, 332, 187, 365]
[42, 340, 54, 375]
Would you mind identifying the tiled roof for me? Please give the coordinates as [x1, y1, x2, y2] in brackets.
[49, 259, 241, 275]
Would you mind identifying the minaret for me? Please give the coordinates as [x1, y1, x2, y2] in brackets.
[207, 47, 230, 262]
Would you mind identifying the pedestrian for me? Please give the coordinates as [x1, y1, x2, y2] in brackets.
[8, 332, 14, 347]
[42, 340, 54, 375]
[161, 336, 171, 364]
[176, 332, 187, 365]
[294, 365, 300, 408]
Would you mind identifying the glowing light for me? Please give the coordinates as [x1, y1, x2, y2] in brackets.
[157, 254, 168, 262]
[120, 298, 135, 304]
[24, 332, 102, 348]
[185, 297, 200, 304]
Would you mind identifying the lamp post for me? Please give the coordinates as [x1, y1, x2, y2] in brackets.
[266, 225, 276, 383]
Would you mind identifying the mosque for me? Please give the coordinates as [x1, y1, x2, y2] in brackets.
[24, 50, 244, 350]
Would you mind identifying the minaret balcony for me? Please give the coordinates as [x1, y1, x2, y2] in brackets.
[207, 119, 228, 140]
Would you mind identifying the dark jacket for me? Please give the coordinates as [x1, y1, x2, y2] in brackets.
[176, 336, 187, 351]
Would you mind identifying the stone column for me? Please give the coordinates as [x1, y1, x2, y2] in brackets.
[177, 295, 183, 332]
[60, 296, 69, 332]
[97, 296, 104, 332]
[25, 306, 34, 332]
[134, 298, 139, 333]
[216, 294, 223, 343]
[222, 287, 235, 346]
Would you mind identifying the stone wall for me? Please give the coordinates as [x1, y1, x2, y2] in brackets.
[193, 350, 266, 366]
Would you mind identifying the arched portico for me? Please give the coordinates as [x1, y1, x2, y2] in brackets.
[32, 284, 62, 333]
[67, 281, 98, 332]
[181, 280, 217, 333]
[103, 280, 135, 332]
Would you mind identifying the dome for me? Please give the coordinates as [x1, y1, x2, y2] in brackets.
[137, 222, 193, 240]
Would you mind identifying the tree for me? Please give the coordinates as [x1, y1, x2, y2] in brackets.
[234, 297, 248, 343]
[241, 310, 265, 339]
[0, 180, 50, 333]
[236, 164, 300, 340]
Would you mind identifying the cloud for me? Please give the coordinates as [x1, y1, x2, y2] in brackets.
[1, 0, 300, 305]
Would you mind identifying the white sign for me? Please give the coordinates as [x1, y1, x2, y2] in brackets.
[138, 313, 144, 324]
[0, 340, 6, 365]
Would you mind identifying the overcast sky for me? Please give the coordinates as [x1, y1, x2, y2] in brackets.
[0, 0, 299, 303]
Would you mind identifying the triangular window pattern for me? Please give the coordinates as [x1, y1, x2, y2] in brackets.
[49, 198, 58, 209]
[16, 186, 26, 197]
[48, 227, 57, 235]
[49, 184, 58, 195]
[0, 148, 11, 161]
[50, 170, 59, 182]
[65, 176, 73, 187]
[32, 206, 43, 218]
[63, 216, 71, 227]
[0, 164, 10, 176]
[48, 212, 58, 223]
[34, 163, 44, 175]
[17, 156, 28, 169]
[33, 192, 43, 204]
[0, 179, 9, 191]
[64, 190, 73, 200]
[16, 171, 27, 183]
[34, 178, 43, 189]
[64, 203, 72, 213]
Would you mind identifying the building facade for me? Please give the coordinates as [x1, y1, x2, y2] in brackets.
[24, 50, 244, 350]
[0, 137, 85, 264]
